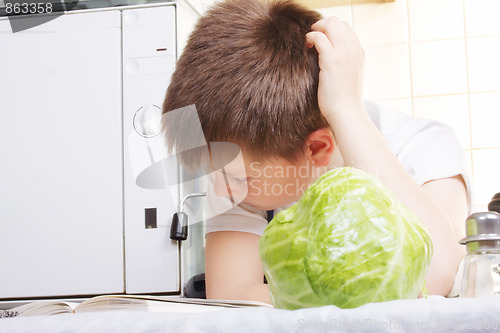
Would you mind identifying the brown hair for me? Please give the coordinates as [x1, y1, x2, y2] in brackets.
[162, 0, 328, 167]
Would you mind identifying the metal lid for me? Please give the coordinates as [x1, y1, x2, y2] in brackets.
[488, 193, 500, 214]
[460, 212, 500, 248]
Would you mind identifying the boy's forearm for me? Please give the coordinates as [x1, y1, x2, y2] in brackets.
[207, 282, 272, 305]
[327, 103, 467, 295]
[241, 283, 272, 305]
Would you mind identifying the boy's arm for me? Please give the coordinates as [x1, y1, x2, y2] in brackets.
[205, 231, 272, 304]
[421, 175, 468, 294]
[306, 17, 468, 295]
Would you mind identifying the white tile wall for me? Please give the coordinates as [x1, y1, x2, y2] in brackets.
[410, 39, 468, 96]
[317, 0, 500, 208]
[408, 0, 464, 41]
[464, 0, 500, 37]
[352, 0, 408, 46]
[472, 149, 500, 207]
[363, 43, 411, 100]
[466, 36, 500, 92]
[469, 92, 500, 149]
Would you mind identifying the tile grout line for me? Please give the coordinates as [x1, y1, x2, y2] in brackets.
[462, 0, 475, 184]
[405, 0, 414, 117]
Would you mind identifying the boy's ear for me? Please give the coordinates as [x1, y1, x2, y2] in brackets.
[306, 128, 335, 167]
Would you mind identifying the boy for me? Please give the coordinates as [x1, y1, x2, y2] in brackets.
[162, 0, 470, 303]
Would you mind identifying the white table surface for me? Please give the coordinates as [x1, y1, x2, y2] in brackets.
[1, 296, 499, 333]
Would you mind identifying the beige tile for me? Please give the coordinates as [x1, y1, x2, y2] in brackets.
[297, 0, 350, 9]
[364, 43, 411, 100]
[372, 98, 413, 115]
[469, 92, 500, 149]
[474, 205, 488, 213]
[413, 94, 471, 149]
[466, 36, 500, 93]
[352, 1, 408, 47]
[176, 1, 201, 55]
[464, 0, 500, 37]
[316, 5, 352, 24]
[408, 0, 464, 42]
[352, 0, 396, 4]
[410, 39, 468, 96]
[472, 148, 500, 206]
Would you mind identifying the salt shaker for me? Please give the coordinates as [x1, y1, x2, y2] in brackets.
[459, 210, 500, 297]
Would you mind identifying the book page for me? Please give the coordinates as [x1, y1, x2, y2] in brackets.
[0, 301, 77, 318]
[1, 295, 272, 317]
[123, 295, 273, 307]
[75, 295, 272, 314]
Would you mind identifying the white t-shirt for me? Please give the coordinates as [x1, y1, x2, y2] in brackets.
[205, 100, 472, 236]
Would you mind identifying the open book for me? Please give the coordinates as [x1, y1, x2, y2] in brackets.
[0, 295, 272, 318]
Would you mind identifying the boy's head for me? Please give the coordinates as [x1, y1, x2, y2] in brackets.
[162, 0, 329, 168]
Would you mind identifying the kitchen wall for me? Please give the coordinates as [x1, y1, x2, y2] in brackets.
[316, 0, 500, 212]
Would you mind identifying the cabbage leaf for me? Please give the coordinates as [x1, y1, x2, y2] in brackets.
[259, 167, 433, 309]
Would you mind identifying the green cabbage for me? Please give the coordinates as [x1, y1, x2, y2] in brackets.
[259, 167, 433, 309]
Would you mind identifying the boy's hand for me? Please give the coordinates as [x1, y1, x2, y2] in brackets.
[305, 17, 365, 122]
